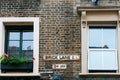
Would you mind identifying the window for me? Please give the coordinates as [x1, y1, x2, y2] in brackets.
[0, 18, 39, 76]
[5, 26, 33, 60]
[88, 26, 118, 72]
[79, 9, 120, 74]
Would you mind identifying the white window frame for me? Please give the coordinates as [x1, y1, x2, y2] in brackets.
[0, 17, 40, 76]
[80, 10, 120, 75]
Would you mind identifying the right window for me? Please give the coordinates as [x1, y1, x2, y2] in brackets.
[88, 26, 118, 72]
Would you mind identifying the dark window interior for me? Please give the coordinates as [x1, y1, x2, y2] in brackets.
[5, 25, 33, 60]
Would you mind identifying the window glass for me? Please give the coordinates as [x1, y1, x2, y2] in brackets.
[8, 41, 20, 56]
[23, 32, 33, 40]
[103, 50, 117, 69]
[9, 32, 20, 40]
[89, 27, 102, 48]
[22, 41, 33, 50]
[89, 27, 116, 49]
[5, 26, 33, 58]
[103, 28, 116, 49]
[22, 38, 33, 60]
[88, 50, 117, 70]
[88, 50, 103, 70]
[88, 26, 117, 71]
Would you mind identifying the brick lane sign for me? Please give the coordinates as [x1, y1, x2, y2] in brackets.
[43, 55, 80, 60]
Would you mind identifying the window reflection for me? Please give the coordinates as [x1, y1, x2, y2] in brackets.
[89, 28, 102, 48]
[8, 41, 20, 56]
[88, 50, 117, 70]
[88, 26, 117, 71]
[22, 41, 33, 60]
[89, 27, 116, 49]
[6, 30, 33, 59]
[22, 41, 33, 50]
[23, 32, 33, 40]
[23, 50, 33, 60]
[9, 32, 20, 40]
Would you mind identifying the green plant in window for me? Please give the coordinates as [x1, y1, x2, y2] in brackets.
[1, 53, 34, 64]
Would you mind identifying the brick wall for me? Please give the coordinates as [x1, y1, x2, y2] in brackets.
[0, 0, 81, 79]
[39, 0, 81, 79]
[0, 0, 120, 80]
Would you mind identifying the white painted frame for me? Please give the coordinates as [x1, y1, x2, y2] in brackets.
[80, 10, 120, 75]
[0, 17, 40, 76]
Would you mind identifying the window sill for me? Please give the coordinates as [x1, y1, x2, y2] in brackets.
[0, 73, 40, 76]
[79, 73, 120, 76]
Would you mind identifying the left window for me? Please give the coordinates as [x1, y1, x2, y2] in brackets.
[5, 26, 33, 60]
[0, 18, 39, 76]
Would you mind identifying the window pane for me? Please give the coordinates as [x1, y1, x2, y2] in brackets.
[102, 50, 117, 70]
[88, 50, 103, 70]
[23, 50, 33, 60]
[22, 41, 33, 50]
[88, 50, 118, 70]
[88, 26, 117, 71]
[89, 27, 116, 49]
[22, 41, 33, 60]
[89, 28, 102, 48]
[8, 41, 20, 56]
[103, 28, 116, 49]
[9, 32, 20, 40]
[23, 32, 33, 40]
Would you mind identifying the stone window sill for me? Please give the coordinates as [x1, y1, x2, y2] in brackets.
[79, 73, 120, 76]
[0, 73, 40, 76]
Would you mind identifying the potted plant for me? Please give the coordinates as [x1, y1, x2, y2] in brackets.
[0, 53, 35, 73]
